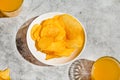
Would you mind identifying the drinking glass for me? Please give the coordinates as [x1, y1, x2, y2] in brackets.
[0, 0, 23, 17]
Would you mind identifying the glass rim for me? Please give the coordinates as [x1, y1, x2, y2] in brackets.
[94, 56, 120, 64]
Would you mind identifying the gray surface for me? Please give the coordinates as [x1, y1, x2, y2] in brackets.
[0, 0, 120, 80]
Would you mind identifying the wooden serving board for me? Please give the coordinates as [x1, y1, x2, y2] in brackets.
[0, 12, 7, 17]
[16, 16, 48, 66]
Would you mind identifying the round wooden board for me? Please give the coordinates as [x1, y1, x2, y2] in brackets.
[16, 16, 48, 66]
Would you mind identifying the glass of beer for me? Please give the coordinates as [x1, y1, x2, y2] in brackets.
[0, 0, 23, 17]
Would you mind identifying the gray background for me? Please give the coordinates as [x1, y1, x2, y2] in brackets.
[0, 0, 120, 80]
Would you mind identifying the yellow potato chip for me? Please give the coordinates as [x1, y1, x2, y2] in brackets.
[57, 16, 66, 29]
[66, 37, 84, 48]
[0, 77, 3, 80]
[35, 37, 53, 51]
[44, 41, 65, 52]
[53, 15, 60, 20]
[46, 53, 60, 60]
[42, 50, 60, 60]
[56, 48, 74, 57]
[53, 20, 66, 41]
[0, 68, 10, 80]
[41, 19, 54, 26]
[60, 14, 84, 40]
[31, 24, 41, 40]
[41, 24, 60, 38]
[43, 41, 74, 57]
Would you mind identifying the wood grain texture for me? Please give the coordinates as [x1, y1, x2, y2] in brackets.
[16, 17, 48, 66]
[0, 12, 7, 18]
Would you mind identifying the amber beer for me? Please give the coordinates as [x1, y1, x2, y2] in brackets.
[0, 0, 23, 17]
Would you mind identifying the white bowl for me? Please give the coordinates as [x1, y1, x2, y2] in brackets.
[27, 12, 86, 66]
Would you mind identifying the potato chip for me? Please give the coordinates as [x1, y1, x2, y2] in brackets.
[53, 20, 66, 41]
[35, 37, 53, 51]
[42, 50, 60, 60]
[46, 53, 60, 60]
[31, 24, 41, 40]
[44, 41, 65, 52]
[60, 14, 85, 49]
[60, 14, 84, 40]
[56, 48, 74, 57]
[40, 24, 60, 38]
[66, 37, 84, 48]
[41, 19, 54, 27]
[0, 68, 10, 80]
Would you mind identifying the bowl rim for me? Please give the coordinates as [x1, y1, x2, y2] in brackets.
[26, 12, 87, 66]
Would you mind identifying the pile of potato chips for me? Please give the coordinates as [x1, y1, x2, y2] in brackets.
[31, 14, 85, 60]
